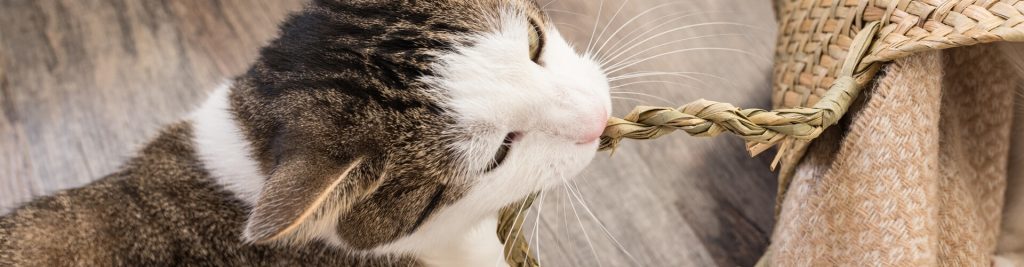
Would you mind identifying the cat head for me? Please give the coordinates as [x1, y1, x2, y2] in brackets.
[210, 0, 609, 253]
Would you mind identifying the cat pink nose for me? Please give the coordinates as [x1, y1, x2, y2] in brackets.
[576, 109, 608, 144]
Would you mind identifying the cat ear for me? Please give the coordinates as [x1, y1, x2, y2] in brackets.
[242, 155, 365, 243]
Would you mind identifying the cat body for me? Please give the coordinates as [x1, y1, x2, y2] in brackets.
[0, 123, 411, 266]
[0, 0, 610, 266]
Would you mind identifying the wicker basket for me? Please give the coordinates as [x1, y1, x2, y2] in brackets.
[502, 0, 1024, 265]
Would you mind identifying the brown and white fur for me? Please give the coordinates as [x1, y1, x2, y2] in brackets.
[0, 0, 610, 266]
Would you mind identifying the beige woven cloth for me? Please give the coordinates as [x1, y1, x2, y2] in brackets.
[767, 44, 1024, 266]
[1000, 43, 1024, 265]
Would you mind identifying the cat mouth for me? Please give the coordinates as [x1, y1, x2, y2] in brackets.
[576, 136, 600, 145]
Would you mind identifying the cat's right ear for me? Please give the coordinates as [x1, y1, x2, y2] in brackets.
[242, 154, 364, 243]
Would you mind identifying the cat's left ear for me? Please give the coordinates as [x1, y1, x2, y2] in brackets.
[242, 154, 365, 243]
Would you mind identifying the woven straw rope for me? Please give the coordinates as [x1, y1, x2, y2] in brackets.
[502, 0, 1024, 265]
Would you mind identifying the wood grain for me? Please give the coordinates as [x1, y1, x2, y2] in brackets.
[0, 0, 777, 266]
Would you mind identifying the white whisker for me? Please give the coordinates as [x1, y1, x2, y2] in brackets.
[560, 186, 575, 258]
[497, 196, 531, 267]
[584, 0, 606, 56]
[609, 71, 713, 89]
[553, 23, 585, 34]
[599, 11, 750, 64]
[561, 175, 601, 267]
[609, 91, 675, 106]
[544, 9, 587, 17]
[609, 70, 740, 93]
[610, 96, 646, 104]
[610, 80, 700, 92]
[605, 33, 748, 69]
[589, 0, 632, 60]
[601, 22, 761, 69]
[606, 47, 770, 74]
[621, 70, 739, 90]
[566, 179, 641, 265]
[592, 4, 700, 64]
[542, 0, 559, 9]
[531, 191, 546, 266]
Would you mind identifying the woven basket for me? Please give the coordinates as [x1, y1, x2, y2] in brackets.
[502, 0, 1024, 265]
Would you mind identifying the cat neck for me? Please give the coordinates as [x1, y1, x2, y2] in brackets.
[190, 82, 266, 206]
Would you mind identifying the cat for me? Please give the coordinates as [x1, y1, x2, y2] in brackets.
[0, 0, 611, 266]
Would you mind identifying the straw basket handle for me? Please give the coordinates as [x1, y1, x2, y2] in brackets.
[598, 22, 881, 168]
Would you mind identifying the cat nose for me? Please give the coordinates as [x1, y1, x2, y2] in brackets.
[576, 108, 607, 144]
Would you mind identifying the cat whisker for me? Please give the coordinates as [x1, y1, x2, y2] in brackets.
[605, 47, 770, 74]
[609, 92, 675, 106]
[506, 206, 531, 267]
[560, 185, 575, 258]
[610, 96, 646, 104]
[594, 8, 717, 65]
[610, 80, 701, 92]
[498, 194, 532, 267]
[597, 11, 709, 66]
[589, 0, 632, 61]
[599, 12, 752, 65]
[561, 175, 602, 267]
[609, 71, 713, 89]
[601, 22, 762, 69]
[589, 2, 681, 57]
[610, 70, 737, 92]
[584, 0, 606, 57]
[553, 23, 585, 34]
[603, 33, 749, 70]
[566, 179, 641, 266]
[541, 0, 559, 9]
[530, 191, 546, 266]
[544, 9, 587, 17]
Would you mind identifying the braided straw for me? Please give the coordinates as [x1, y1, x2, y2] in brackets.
[599, 21, 882, 168]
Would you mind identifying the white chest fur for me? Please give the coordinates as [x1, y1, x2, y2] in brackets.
[414, 216, 508, 267]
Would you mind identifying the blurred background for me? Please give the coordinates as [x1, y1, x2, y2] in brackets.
[0, 0, 777, 266]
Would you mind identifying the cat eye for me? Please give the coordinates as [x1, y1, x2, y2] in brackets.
[485, 132, 518, 172]
[527, 19, 544, 63]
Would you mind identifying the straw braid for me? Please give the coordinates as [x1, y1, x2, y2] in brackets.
[598, 21, 881, 167]
[598, 81, 856, 157]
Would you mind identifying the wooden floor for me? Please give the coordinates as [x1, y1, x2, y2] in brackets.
[0, 1, 778, 266]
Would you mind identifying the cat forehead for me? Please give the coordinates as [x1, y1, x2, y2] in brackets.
[321, 0, 549, 29]
[450, 0, 547, 17]
[459, 0, 548, 23]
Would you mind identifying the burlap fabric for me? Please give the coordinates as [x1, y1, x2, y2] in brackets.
[760, 0, 1024, 265]
[766, 44, 1024, 266]
[1002, 63, 1024, 263]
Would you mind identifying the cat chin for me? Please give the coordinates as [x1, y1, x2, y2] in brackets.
[374, 215, 508, 267]
[364, 132, 597, 265]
